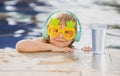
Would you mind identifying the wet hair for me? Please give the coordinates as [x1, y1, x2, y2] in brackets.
[47, 11, 77, 26]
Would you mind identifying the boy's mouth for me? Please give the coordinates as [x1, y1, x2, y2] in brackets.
[55, 39, 67, 42]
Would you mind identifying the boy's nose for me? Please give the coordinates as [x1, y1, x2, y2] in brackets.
[57, 32, 64, 39]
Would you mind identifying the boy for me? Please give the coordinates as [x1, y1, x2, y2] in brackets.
[16, 10, 92, 53]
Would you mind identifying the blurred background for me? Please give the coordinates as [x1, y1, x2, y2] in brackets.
[0, 0, 120, 49]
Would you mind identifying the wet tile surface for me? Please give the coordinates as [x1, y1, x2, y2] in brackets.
[0, 48, 120, 76]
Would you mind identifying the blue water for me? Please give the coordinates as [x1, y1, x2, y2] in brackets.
[0, 0, 50, 48]
[0, 19, 42, 48]
[0, 0, 120, 49]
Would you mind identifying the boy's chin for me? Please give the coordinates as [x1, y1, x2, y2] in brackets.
[54, 44, 68, 48]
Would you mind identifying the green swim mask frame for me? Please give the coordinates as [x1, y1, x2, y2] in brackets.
[42, 10, 82, 42]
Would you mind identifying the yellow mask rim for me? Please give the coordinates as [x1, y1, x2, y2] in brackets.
[48, 26, 76, 40]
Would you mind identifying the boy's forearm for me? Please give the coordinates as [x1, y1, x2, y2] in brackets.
[16, 40, 51, 52]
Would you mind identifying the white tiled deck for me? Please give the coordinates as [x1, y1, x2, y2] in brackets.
[0, 48, 120, 76]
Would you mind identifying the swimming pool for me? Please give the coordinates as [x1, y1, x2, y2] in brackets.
[0, 0, 50, 48]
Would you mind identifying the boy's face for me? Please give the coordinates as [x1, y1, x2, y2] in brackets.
[49, 20, 73, 47]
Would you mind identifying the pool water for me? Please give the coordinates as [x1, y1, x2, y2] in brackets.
[0, 0, 120, 49]
[0, 0, 49, 48]
[0, 19, 42, 48]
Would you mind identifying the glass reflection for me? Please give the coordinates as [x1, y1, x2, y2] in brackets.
[91, 55, 107, 72]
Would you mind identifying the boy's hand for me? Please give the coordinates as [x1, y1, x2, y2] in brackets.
[81, 46, 92, 52]
[50, 45, 73, 53]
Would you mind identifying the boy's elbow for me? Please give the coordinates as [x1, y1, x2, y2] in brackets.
[16, 41, 23, 52]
